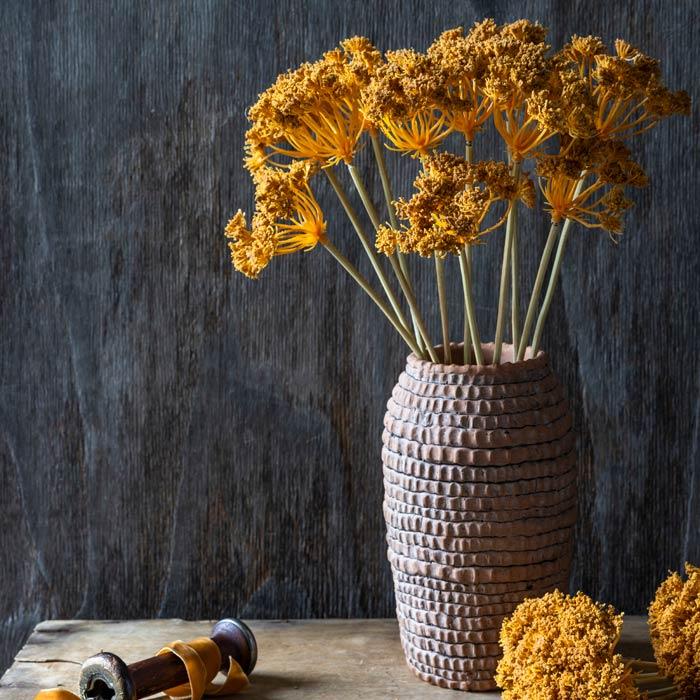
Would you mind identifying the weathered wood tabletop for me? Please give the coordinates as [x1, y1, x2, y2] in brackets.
[0, 618, 652, 699]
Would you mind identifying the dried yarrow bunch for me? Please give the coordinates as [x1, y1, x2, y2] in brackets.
[496, 590, 680, 699]
[649, 564, 700, 698]
[225, 20, 689, 365]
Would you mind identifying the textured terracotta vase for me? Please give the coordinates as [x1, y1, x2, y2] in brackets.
[383, 342, 577, 691]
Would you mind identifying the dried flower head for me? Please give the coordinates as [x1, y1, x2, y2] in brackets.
[554, 34, 690, 140]
[496, 590, 641, 699]
[529, 68, 599, 139]
[648, 563, 700, 698]
[537, 139, 645, 234]
[471, 20, 559, 160]
[362, 49, 460, 157]
[246, 38, 381, 167]
[481, 19, 550, 108]
[561, 34, 607, 69]
[225, 211, 276, 279]
[380, 152, 529, 257]
[426, 24, 494, 142]
[225, 162, 326, 277]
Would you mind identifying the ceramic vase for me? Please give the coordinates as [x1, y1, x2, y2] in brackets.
[382, 343, 577, 691]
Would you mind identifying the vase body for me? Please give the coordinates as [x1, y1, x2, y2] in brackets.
[383, 343, 577, 691]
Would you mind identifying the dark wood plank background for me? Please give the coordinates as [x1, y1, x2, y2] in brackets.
[0, 0, 697, 674]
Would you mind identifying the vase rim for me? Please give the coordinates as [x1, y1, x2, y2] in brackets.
[407, 342, 548, 375]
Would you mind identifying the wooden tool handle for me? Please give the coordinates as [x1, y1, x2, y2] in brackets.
[129, 619, 256, 698]
[79, 619, 256, 700]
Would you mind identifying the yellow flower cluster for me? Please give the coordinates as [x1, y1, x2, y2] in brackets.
[426, 25, 493, 143]
[225, 19, 688, 362]
[537, 139, 646, 234]
[246, 37, 381, 168]
[225, 162, 326, 278]
[648, 563, 700, 698]
[230, 19, 690, 258]
[535, 34, 691, 143]
[362, 19, 554, 158]
[376, 152, 533, 257]
[361, 48, 463, 157]
[496, 590, 640, 699]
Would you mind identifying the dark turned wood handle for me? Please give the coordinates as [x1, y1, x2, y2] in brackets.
[128, 652, 194, 699]
[128, 619, 255, 699]
[79, 619, 257, 700]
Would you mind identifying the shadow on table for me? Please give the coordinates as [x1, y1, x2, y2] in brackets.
[147, 674, 319, 700]
[240, 673, 321, 698]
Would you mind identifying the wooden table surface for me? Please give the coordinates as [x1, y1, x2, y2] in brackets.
[0, 617, 653, 699]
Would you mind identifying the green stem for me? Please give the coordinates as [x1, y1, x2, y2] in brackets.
[462, 248, 473, 364]
[529, 172, 587, 356]
[323, 241, 421, 356]
[390, 255, 439, 363]
[530, 217, 573, 356]
[493, 160, 521, 364]
[434, 255, 451, 363]
[634, 673, 673, 687]
[324, 168, 412, 338]
[459, 248, 484, 365]
[370, 131, 399, 230]
[627, 660, 661, 671]
[369, 132, 424, 352]
[346, 162, 382, 229]
[510, 193, 521, 354]
[644, 688, 680, 699]
[516, 220, 561, 361]
[466, 139, 473, 163]
[462, 140, 475, 365]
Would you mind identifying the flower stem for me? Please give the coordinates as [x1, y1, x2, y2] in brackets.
[390, 255, 439, 363]
[493, 161, 520, 365]
[459, 247, 484, 365]
[493, 161, 521, 364]
[627, 660, 662, 671]
[370, 131, 399, 230]
[434, 255, 451, 363]
[516, 219, 561, 361]
[323, 240, 421, 356]
[530, 173, 587, 356]
[634, 672, 673, 687]
[644, 689, 680, 699]
[462, 139, 475, 365]
[346, 163, 382, 229]
[461, 248, 473, 364]
[369, 132, 424, 352]
[346, 162, 436, 358]
[510, 192, 521, 353]
[324, 168, 413, 339]
[530, 218, 572, 356]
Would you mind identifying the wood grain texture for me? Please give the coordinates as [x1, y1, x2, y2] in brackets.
[0, 0, 698, 676]
[0, 617, 654, 699]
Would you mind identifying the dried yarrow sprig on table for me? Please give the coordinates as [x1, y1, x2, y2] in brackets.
[648, 564, 700, 699]
[225, 20, 689, 365]
[495, 590, 681, 699]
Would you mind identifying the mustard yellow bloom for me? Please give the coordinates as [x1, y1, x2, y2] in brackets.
[224, 163, 326, 278]
[555, 35, 690, 139]
[537, 139, 645, 234]
[427, 25, 494, 143]
[496, 590, 641, 699]
[475, 20, 556, 160]
[362, 49, 460, 157]
[246, 37, 381, 167]
[225, 211, 276, 279]
[649, 563, 700, 698]
[379, 153, 530, 257]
